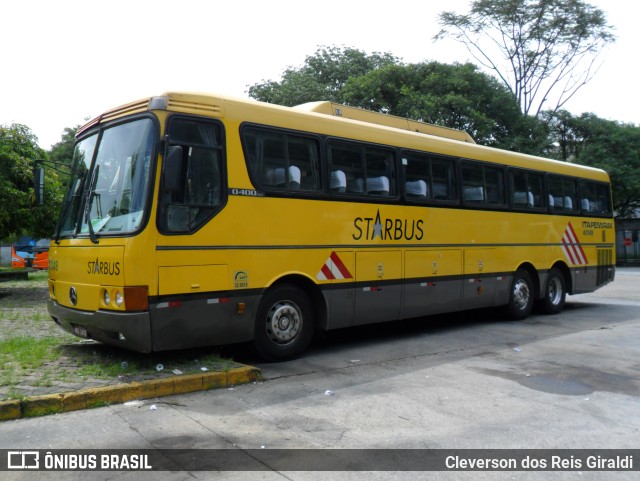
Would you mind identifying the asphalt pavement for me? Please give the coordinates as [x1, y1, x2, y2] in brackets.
[1, 268, 639, 480]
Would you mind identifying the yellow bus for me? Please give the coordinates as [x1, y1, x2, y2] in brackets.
[47, 92, 615, 360]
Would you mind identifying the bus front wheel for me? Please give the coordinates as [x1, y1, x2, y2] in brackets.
[505, 269, 534, 320]
[253, 285, 315, 361]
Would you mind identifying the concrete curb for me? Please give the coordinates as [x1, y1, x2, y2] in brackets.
[0, 365, 260, 421]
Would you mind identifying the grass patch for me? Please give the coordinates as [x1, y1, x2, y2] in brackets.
[67, 345, 238, 380]
[0, 336, 62, 369]
[1, 271, 245, 402]
[0, 336, 67, 399]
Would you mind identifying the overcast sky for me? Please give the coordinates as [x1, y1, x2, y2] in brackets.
[1, 0, 637, 150]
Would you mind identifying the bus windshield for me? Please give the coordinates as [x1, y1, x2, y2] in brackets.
[56, 118, 156, 241]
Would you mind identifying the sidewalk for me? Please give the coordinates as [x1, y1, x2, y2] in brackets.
[0, 273, 259, 420]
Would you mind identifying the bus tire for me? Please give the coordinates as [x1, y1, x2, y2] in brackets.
[253, 285, 315, 361]
[537, 267, 566, 315]
[505, 269, 534, 320]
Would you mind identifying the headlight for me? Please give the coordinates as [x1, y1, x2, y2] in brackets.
[115, 290, 124, 307]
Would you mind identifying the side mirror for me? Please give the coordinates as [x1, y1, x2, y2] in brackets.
[34, 166, 45, 204]
[163, 145, 182, 193]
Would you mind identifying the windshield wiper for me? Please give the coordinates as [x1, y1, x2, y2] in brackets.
[81, 165, 100, 244]
[55, 174, 86, 244]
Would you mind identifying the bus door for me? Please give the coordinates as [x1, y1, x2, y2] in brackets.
[403, 249, 462, 318]
[353, 250, 402, 325]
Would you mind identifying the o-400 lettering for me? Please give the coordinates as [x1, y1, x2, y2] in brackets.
[353, 209, 424, 241]
[87, 258, 121, 276]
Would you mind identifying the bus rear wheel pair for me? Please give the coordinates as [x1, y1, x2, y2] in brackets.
[505, 267, 567, 320]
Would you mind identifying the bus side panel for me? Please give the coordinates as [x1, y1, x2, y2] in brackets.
[149, 294, 258, 351]
[403, 250, 462, 318]
[462, 248, 497, 310]
[321, 251, 355, 330]
[353, 251, 402, 326]
[324, 288, 355, 330]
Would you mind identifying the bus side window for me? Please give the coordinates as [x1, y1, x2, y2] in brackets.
[510, 169, 545, 209]
[365, 147, 395, 196]
[579, 180, 612, 216]
[402, 151, 459, 203]
[403, 152, 431, 201]
[242, 127, 320, 193]
[329, 141, 396, 198]
[432, 158, 458, 202]
[329, 142, 365, 195]
[160, 117, 224, 233]
[461, 161, 485, 204]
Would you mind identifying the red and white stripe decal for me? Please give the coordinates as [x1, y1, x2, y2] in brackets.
[316, 252, 353, 281]
[561, 222, 588, 265]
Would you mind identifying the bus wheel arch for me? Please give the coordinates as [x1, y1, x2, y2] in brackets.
[252, 276, 324, 361]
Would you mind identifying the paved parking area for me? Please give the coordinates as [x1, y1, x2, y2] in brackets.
[1, 268, 639, 480]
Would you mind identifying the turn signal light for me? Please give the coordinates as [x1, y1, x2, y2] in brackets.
[123, 286, 149, 311]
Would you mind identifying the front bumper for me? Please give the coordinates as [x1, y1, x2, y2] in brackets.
[47, 300, 152, 352]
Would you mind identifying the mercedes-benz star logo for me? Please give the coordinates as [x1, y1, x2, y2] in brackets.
[69, 286, 78, 306]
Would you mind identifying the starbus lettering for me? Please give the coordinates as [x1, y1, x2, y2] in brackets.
[87, 258, 121, 276]
[353, 209, 424, 241]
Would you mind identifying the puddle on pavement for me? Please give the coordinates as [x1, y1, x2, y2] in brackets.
[476, 367, 639, 397]
[517, 375, 593, 395]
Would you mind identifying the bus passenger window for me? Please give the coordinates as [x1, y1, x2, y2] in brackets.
[365, 147, 395, 196]
[548, 175, 575, 212]
[485, 166, 506, 205]
[432, 158, 457, 201]
[329, 142, 364, 194]
[579, 180, 612, 216]
[402, 151, 457, 203]
[461, 161, 485, 203]
[329, 141, 396, 197]
[242, 127, 320, 193]
[403, 152, 431, 201]
[511, 169, 545, 209]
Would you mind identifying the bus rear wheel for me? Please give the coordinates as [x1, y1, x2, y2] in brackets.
[537, 267, 566, 315]
[505, 269, 534, 320]
[253, 284, 315, 361]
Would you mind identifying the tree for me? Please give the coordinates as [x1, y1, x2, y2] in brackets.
[247, 46, 399, 106]
[250, 49, 549, 152]
[46, 126, 78, 188]
[545, 112, 640, 217]
[0, 124, 63, 241]
[48, 126, 78, 168]
[341, 61, 539, 149]
[435, 0, 615, 117]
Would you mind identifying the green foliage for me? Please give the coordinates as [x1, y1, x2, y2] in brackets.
[249, 48, 548, 152]
[0, 124, 70, 241]
[48, 126, 77, 172]
[342, 61, 532, 149]
[544, 111, 640, 217]
[435, 0, 615, 116]
[248, 46, 399, 106]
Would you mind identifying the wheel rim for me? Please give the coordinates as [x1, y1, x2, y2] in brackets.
[513, 279, 531, 311]
[266, 301, 302, 345]
[547, 277, 563, 306]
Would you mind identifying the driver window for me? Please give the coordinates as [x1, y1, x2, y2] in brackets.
[160, 117, 225, 233]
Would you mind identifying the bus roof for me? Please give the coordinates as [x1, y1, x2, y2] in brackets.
[78, 92, 610, 182]
[293, 101, 476, 144]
